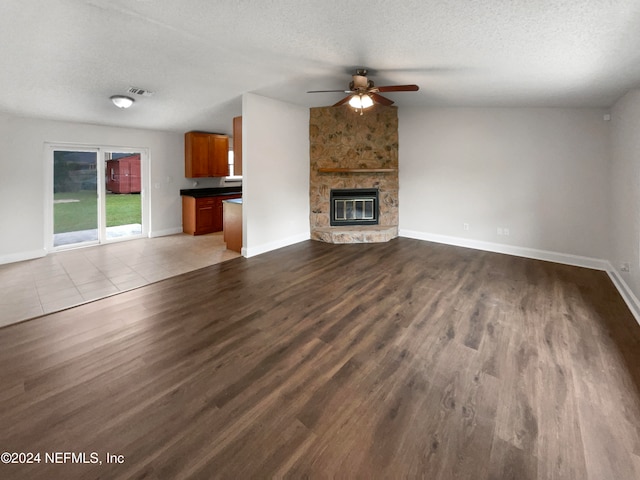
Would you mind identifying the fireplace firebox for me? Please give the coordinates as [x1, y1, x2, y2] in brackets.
[330, 188, 379, 226]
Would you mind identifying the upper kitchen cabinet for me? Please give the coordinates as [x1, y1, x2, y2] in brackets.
[233, 116, 242, 176]
[185, 131, 229, 178]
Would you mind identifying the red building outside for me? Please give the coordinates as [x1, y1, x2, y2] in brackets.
[106, 154, 141, 194]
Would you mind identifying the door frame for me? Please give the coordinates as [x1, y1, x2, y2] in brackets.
[44, 143, 150, 253]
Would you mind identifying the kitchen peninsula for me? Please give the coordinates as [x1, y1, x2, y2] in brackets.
[222, 198, 242, 253]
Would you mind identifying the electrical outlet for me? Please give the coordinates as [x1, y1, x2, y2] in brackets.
[497, 227, 503, 235]
[621, 262, 630, 272]
[503, 228, 510, 236]
[463, 223, 469, 231]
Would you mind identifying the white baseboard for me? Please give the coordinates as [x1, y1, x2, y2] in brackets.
[149, 227, 183, 238]
[399, 229, 640, 327]
[605, 262, 640, 327]
[0, 249, 47, 265]
[399, 229, 609, 271]
[244, 232, 310, 258]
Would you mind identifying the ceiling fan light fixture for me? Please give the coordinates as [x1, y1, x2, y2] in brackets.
[348, 95, 362, 109]
[348, 94, 373, 110]
[110, 95, 135, 109]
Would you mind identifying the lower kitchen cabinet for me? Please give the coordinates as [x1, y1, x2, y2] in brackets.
[182, 194, 241, 235]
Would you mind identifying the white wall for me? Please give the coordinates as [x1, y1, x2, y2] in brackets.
[399, 107, 610, 264]
[0, 103, 621, 280]
[242, 93, 310, 256]
[610, 89, 640, 305]
[0, 112, 198, 264]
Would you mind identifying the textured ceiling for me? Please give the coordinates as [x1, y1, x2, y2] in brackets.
[1, 0, 640, 133]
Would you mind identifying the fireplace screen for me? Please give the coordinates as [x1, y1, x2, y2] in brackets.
[330, 188, 379, 226]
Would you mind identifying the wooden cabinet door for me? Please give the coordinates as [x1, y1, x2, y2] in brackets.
[212, 197, 224, 232]
[209, 135, 229, 177]
[185, 132, 211, 178]
[196, 198, 215, 233]
[233, 116, 242, 176]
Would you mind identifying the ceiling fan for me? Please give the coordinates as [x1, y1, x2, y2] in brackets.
[307, 69, 419, 113]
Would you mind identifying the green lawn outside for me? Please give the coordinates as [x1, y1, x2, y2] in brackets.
[105, 193, 142, 228]
[54, 191, 141, 233]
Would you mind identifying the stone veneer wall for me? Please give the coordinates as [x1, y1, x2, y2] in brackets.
[309, 105, 399, 243]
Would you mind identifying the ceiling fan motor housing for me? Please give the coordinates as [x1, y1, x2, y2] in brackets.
[351, 74, 370, 91]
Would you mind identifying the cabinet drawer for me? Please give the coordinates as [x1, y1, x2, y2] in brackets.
[196, 197, 215, 206]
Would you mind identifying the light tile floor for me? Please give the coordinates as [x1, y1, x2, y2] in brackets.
[0, 232, 240, 328]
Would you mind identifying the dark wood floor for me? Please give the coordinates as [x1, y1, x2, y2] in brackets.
[1, 238, 640, 479]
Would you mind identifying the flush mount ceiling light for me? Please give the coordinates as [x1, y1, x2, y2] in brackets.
[110, 95, 135, 109]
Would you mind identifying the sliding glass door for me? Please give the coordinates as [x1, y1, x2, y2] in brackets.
[104, 151, 142, 240]
[50, 145, 146, 249]
[53, 149, 100, 247]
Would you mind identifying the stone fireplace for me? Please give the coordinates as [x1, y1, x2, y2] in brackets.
[309, 105, 398, 244]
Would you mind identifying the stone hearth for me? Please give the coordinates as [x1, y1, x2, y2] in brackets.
[313, 226, 398, 244]
[309, 105, 399, 244]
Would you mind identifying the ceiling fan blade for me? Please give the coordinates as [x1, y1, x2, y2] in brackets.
[370, 93, 394, 106]
[333, 96, 352, 107]
[307, 89, 352, 93]
[376, 84, 420, 92]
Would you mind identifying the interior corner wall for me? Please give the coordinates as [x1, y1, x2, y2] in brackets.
[398, 107, 610, 263]
[0, 112, 185, 264]
[610, 89, 640, 302]
[242, 93, 310, 257]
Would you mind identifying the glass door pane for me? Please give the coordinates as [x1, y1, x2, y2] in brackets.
[104, 151, 142, 240]
[53, 150, 99, 247]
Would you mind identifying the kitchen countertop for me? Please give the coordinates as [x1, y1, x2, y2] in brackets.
[180, 186, 242, 198]
[223, 198, 242, 204]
